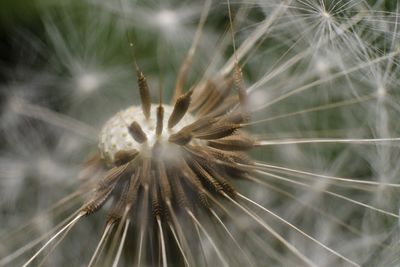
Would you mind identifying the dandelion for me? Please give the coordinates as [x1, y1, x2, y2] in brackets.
[1, 0, 400, 266]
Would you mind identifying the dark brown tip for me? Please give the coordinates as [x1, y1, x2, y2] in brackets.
[106, 180, 131, 223]
[180, 160, 209, 207]
[81, 187, 114, 215]
[168, 129, 193, 145]
[157, 161, 172, 201]
[128, 121, 148, 143]
[234, 64, 247, 108]
[206, 166, 236, 196]
[126, 171, 141, 205]
[195, 79, 232, 116]
[114, 149, 139, 166]
[207, 134, 255, 151]
[170, 172, 190, 208]
[193, 123, 240, 140]
[156, 105, 164, 136]
[219, 112, 250, 124]
[137, 70, 151, 120]
[190, 160, 223, 193]
[173, 55, 192, 102]
[184, 116, 217, 132]
[151, 182, 162, 217]
[82, 153, 102, 167]
[168, 90, 193, 129]
[98, 163, 130, 190]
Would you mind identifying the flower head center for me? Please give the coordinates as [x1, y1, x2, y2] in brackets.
[99, 104, 196, 165]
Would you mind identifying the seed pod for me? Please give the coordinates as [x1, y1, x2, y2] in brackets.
[137, 70, 151, 119]
[128, 121, 148, 143]
[114, 149, 139, 166]
[168, 129, 193, 145]
[156, 105, 164, 136]
[207, 134, 255, 151]
[168, 90, 193, 129]
[193, 123, 241, 140]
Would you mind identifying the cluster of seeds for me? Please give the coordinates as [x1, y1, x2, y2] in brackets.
[84, 67, 255, 226]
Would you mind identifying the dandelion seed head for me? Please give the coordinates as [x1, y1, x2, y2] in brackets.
[2, 1, 400, 266]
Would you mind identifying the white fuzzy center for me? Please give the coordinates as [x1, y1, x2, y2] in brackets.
[99, 104, 196, 164]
